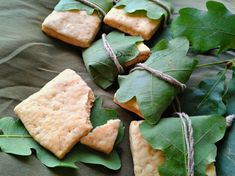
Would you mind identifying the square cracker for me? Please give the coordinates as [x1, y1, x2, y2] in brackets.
[42, 10, 101, 48]
[14, 69, 95, 159]
[80, 119, 120, 154]
[130, 121, 216, 176]
[104, 7, 161, 40]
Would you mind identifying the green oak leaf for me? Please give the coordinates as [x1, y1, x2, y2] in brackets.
[171, 1, 235, 53]
[54, 0, 113, 15]
[90, 96, 125, 146]
[115, 0, 171, 21]
[75, 144, 121, 170]
[216, 68, 235, 175]
[0, 117, 79, 169]
[0, 96, 123, 170]
[140, 115, 226, 176]
[115, 37, 197, 124]
[224, 68, 235, 115]
[216, 120, 235, 176]
[180, 70, 227, 116]
[83, 31, 143, 89]
[151, 39, 170, 52]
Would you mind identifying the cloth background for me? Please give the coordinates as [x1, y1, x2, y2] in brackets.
[0, 0, 234, 176]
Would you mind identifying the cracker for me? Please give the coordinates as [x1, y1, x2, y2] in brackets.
[14, 69, 95, 159]
[42, 10, 101, 48]
[130, 121, 216, 176]
[104, 7, 161, 40]
[125, 42, 150, 67]
[80, 119, 120, 154]
[130, 121, 164, 176]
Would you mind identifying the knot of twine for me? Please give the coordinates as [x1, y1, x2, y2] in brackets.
[131, 63, 186, 91]
[226, 114, 235, 127]
[102, 33, 124, 74]
[78, 0, 106, 17]
[113, 0, 120, 3]
[177, 112, 194, 176]
[150, 0, 171, 24]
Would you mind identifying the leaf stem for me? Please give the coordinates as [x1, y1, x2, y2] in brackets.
[0, 134, 32, 138]
[194, 68, 228, 113]
[196, 58, 235, 68]
[175, 96, 182, 112]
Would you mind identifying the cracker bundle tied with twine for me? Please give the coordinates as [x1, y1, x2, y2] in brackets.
[104, 0, 172, 40]
[83, 31, 151, 89]
[42, 0, 113, 48]
[114, 38, 198, 124]
[132, 113, 233, 176]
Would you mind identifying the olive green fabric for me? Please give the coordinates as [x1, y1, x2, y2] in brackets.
[0, 0, 234, 176]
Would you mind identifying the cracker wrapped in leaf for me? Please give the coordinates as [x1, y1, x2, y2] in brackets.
[131, 114, 227, 176]
[83, 31, 150, 89]
[42, 0, 113, 48]
[104, 0, 171, 40]
[114, 38, 198, 124]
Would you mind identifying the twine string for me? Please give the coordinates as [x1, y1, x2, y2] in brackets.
[102, 33, 124, 74]
[131, 63, 186, 91]
[175, 113, 235, 176]
[113, 0, 120, 3]
[177, 112, 194, 176]
[78, 0, 106, 17]
[226, 114, 235, 127]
